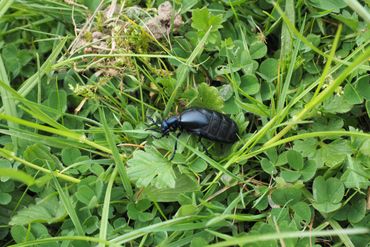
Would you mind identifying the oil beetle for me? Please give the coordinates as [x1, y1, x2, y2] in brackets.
[147, 108, 239, 160]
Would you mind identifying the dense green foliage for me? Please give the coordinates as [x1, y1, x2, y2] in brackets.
[0, 0, 369, 246]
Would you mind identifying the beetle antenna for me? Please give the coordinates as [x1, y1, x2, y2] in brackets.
[147, 116, 160, 125]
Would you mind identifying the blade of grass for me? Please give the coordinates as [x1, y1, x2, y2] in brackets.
[0, 80, 69, 131]
[163, 26, 212, 117]
[344, 0, 370, 23]
[18, 38, 66, 97]
[265, 43, 370, 146]
[329, 220, 357, 247]
[273, 1, 370, 70]
[0, 0, 13, 18]
[0, 113, 113, 154]
[0, 57, 19, 152]
[0, 148, 80, 184]
[53, 53, 186, 70]
[7, 236, 116, 247]
[99, 108, 133, 198]
[206, 213, 267, 227]
[279, 0, 295, 61]
[98, 166, 118, 247]
[236, 130, 370, 163]
[0, 168, 35, 186]
[0, 38, 66, 114]
[0, 128, 92, 153]
[212, 78, 345, 186]
[313, 24, 343, 98]
[49, 162, 85, 236]
[110, 216, 206, 244]
[174, 135, 242, 182]
[277, 15, 304, 111]
[206, 227, 369, 247]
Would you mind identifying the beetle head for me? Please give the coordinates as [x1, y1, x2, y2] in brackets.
[161, 121, 169, 133]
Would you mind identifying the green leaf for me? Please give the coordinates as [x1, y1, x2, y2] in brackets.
[46, 89, 67, 114]
[292, 201, 311, 223]
[366, 100, 370, 118]
[271, 187, 302, 205]
[191, 82, 224, 112]
[287, 150, 304, 170]
[83, 216, 99, 235]
[189, 158, 207, 173]
[142, 175, 199, 202]
[240, 74, 260, 95]
[218, 84, 233, 101]
[24, 144, 59, 170]
[127, 146, 176, 189]
[176, 204, 198, 217]
[312, 176, 344, 213]
[300, 160, 317, 181]
[322, 95, 353, 114]
[294, 138, 318, 158]
[76, 185, 96, 205]
[260, 158, 277, 175]
[356, 76, 370, 100]
[127, 200, 154, 222]
[348, 198, 366, 224]
[61, 147, 81, 165]
[359, 139, 370, 156]
[10, 195, 65, 225]
[2, 44, 21, 77]
[31, 223, 51, 239]
[250, 40, 267, 60]
[344, 83, 362, 104]
[11, 225, 34, 243]
[296, 139, 351, 168]
[0, 192, 11, 205]
[0, 55, 19, 152]
[341, 156, 368, 189]
[181, 0, 199, 14]
[280, 170, 301, 182]
[191, 8, 223, 33]
[258, 58, 278, 82]
[311, 117, 344, 132]
[315, 139, 351, 167]
[309, 0, 347, 12]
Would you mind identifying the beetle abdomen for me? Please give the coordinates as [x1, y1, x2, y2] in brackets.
[180, 108, 238, 143]
[201, 110, 238, 143]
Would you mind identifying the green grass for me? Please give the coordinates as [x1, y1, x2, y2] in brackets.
[0, 0, 369, 246]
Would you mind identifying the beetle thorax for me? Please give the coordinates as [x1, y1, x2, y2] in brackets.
[161, 116, 179, 133]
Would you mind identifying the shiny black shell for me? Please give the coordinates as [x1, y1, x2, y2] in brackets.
[177, 108, 238, 143]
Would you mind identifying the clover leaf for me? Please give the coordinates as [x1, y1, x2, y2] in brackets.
[280, 150, 317, 182]
[294, 138, 351, 168]
[312, 176, 344, 213]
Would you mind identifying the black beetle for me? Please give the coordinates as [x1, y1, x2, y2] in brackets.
[147, 108, 239, 159]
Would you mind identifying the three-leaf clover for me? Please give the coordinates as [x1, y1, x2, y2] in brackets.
[280, 150, 317, 182]
[312, 176, 344, 213]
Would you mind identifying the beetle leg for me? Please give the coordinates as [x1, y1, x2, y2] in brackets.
[170, 132, 181, 161]
[198, 136, 212, 158]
